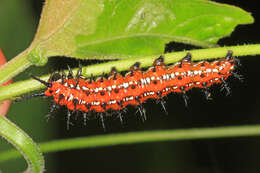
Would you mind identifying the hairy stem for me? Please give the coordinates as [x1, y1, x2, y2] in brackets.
[82, 44, 260, 76]
[0, 44, 260, 101]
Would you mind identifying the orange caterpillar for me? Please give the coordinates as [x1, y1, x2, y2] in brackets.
[18, 50, 240, 129]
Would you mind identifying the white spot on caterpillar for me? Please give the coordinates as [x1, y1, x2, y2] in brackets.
[206, 69, 212, 73]
[146, 77, 151, 84]
[123, 82, 129, 88]
[92, 101, 100, 106]
[55, 88, 60, 94]
[82, 86, 88, 90]
[213, 69, 218, 73]
[68, 94, 74, 101]
[107, 86, 112, 91]
[170, 73, 175, 78]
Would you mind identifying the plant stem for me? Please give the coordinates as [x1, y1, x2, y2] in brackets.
[0, 50, 31, 84]
[0, 115, 44, 173]
[1, 44, 260, 101]
[83, 44, 260, 77]
[1, 124, 260, 163]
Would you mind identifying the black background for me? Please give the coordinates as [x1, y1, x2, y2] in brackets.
[3, 0, 260, 172]
[37, 0, 260, 173]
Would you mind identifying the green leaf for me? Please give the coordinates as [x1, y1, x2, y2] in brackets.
[0, 0, 254, 84]
[31, 0, 253, 60]
[0, 115, 44, 173]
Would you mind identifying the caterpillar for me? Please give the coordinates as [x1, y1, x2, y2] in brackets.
[17, 50, 241, 129]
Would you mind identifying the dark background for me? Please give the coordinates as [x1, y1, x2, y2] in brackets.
[0, 0, 260, 172]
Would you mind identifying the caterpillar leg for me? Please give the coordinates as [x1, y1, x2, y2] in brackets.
[82, 112, 90, 126]
[231, 71, 244, 82]
[137, 105, 146, 122]
[66, 110, 73, 130]
[182, 91, 189, 107]
[99, 114, 106, 131]
[203, 87, 212, 100]
[220, 78, 231, 96]
[115, 110, 124, 126]
[46, 102, 59, 121]
[156, 91, 168, 115]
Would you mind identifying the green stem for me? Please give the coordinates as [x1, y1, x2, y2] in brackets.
[83, 44, 260, 76]
[0, 44, 260, 101]
[0, 49, 32, 84]
[0, 115, 44, 173]
[1, 124, 260, 163]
